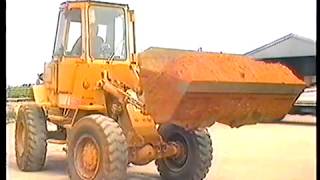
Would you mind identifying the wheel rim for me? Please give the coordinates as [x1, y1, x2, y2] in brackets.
[74, 135, 101, 180]
[163, 133, 188, 172]
[16, 116, 26, 157]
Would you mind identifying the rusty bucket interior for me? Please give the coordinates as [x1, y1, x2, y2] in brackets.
[138, 47, 305, 129]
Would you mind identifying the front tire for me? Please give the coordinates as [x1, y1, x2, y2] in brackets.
[67, 114, 128, 180]
[155, 124, 213, 180]
[15, 104, 47, 171]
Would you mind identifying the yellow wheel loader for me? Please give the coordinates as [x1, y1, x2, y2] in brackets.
[14, 1, 305, 180]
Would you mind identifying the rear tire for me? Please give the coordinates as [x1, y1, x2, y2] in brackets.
[155, 124, 213, 180]
[67, 114, 128, 180]
[15, 104, 47, 171]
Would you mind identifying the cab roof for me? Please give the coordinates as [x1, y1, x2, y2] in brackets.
[60, 1, 129, 9]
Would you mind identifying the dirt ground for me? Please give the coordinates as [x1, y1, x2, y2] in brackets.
[6, 115, 316, 180]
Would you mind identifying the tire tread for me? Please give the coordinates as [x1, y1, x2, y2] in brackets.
[15, 104, 47, 171]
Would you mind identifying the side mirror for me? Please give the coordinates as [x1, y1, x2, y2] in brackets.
[38, 73, 44, 81]
[36, 73, 44, 85]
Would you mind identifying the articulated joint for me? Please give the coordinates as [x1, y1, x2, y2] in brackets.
[129, 142, 183, 165]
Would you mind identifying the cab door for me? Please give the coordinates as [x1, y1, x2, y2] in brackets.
[87, 5, 140, 90]
[57, 8, 84, 94]
[44, 6, 86, 107]
[44, 7, 67, 98]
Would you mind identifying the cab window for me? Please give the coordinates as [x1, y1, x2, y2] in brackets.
[89, 6, 127, 60]
[52, 8, 82, 57]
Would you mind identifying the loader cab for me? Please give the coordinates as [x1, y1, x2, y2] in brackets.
[52, 1, 135, 61]
[42, 1, 139, 106]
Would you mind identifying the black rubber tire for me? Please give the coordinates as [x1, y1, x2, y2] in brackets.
[67, 114, 128, 180]
[15, 104, 47, 171]
[155, 125, 213, 180]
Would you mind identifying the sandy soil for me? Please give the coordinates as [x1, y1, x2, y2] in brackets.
[6, 115, 316, 180]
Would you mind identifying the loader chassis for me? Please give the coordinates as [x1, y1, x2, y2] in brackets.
[35, 1, 182, 165]
[15, 1, 304, 180]
[15, 1, 213, 180]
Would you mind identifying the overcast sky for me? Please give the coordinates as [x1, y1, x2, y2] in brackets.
[6, 0, 316, 86]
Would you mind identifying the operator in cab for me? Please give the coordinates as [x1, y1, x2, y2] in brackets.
[71, 25, 104, 57]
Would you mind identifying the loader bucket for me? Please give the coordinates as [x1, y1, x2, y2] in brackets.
[138, 47, 305, 129]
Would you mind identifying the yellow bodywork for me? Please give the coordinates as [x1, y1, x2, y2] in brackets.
[31, 1, 304, 167]
[32, 1, 165, 165]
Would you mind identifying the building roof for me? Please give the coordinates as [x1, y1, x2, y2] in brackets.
[244, 33, 316, 59]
